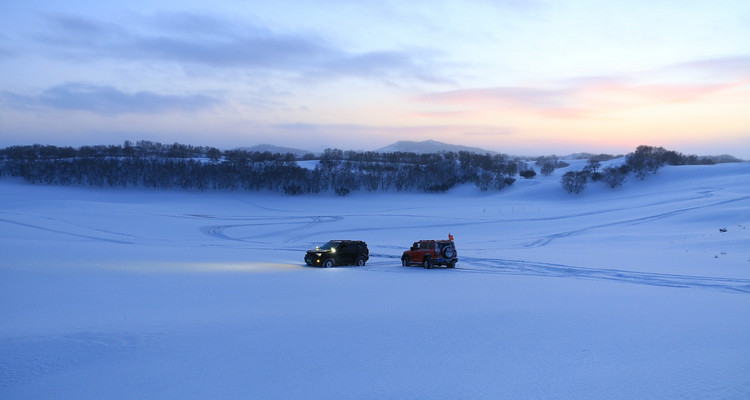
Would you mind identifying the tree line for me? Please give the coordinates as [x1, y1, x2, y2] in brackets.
[559, 145, 737, 194]
[0, 142, 738, 195]
[0, 141, 530, 194]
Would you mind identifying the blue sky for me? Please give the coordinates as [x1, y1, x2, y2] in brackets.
[1, 0, 749, 157]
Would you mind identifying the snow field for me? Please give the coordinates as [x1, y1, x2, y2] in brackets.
[1, 162, 749, 399]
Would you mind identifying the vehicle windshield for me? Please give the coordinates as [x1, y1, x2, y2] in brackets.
[319, 241, 339, 250]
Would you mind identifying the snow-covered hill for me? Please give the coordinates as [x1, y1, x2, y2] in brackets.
[1, 162, 749, 399]
[377, 139, 498, 154]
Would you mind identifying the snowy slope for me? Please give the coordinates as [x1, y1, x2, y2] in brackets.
[377, 139, 497, 154]
[1, 162, 749, 399]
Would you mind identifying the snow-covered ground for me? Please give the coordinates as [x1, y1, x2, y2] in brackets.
[1, 162, 749, 399]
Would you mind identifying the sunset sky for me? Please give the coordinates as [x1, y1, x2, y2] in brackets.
[1, 0, 749, 157]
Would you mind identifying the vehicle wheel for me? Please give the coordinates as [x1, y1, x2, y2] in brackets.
[356, 257, 366, 266]
[402, 257, 410, 267]
[323, 259, 335, 268]
[442, 245, 456, 259]
[423, 258, 432, 269]
[447, 261, 456, 268]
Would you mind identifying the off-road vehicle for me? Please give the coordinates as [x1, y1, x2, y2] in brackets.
[402, 238, 457, 269]
[305, 240, 369, 267]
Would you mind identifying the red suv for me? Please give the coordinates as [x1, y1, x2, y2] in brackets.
[402, 237, 457, 269]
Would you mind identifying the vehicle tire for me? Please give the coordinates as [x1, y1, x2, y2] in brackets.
[356, 257, 366, 266]
[323, 259, 335, 268]
[442, 245, 456, 259]
[402, 257, 410, 267]
[423, 257, 432, 269]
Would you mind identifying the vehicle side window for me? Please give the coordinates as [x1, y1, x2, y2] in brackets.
[428, 242, 435, 250]
[419, 242, 428, 249]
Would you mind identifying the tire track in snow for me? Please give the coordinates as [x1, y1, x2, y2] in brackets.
[0, 218, 134, 244]
[283, 190, 741, 243]
[525, 194, 750, 248]
[362, 252, 750, 294]
[200, 216, 342, 242]
[362, 253, 750, 293]
[455, 256, 750, 294]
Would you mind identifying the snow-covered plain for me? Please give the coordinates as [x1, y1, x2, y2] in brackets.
[1, 162, 749, 399]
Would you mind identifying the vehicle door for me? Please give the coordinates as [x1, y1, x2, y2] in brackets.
[408, 242, 421, 263]
[337, 242, 351, 264]
[427, 241, 436, 258]
[416, 241, 430, 262]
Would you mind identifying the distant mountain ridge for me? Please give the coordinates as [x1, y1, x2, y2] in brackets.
[233, 141, 743, 162]
[376, 140, 497, 155]
[235, 140, 498, 157]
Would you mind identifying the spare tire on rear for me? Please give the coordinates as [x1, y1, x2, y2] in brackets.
[442, 245, 456, 259]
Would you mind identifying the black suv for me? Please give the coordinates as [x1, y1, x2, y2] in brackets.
[305, 240, 369, 267]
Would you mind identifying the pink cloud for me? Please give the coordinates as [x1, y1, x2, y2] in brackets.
[667, 55, 750, 80]
[415, 86, 573, 109]
[415, 57, 750, 120]
[582, 81, 743, 104]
